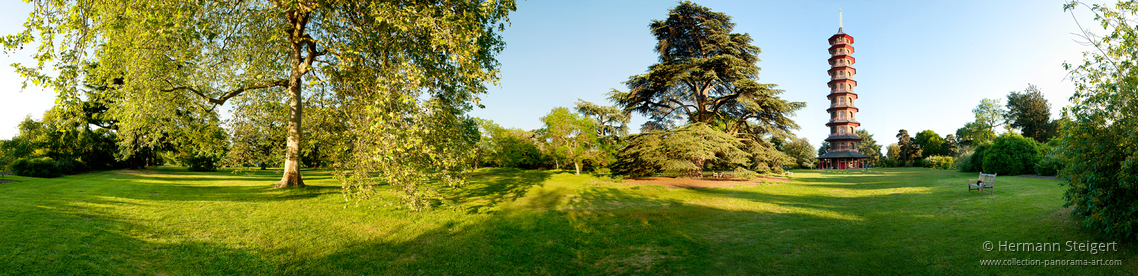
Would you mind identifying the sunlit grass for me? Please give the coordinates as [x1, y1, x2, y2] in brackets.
[0, 166, 1133, 274]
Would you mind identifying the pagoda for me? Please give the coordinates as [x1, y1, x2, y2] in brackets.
[818, 12, 869, 169]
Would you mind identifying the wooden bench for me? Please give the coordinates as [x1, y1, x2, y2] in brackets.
[968, 173, 997, 195]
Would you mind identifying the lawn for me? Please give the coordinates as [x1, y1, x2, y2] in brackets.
[0, 167, 1134, 275]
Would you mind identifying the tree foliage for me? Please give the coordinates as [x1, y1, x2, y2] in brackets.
[782, 137, 815, 169]
[1059, 1, 1138, 239]
[5, 0, 516, 209]
[943, 134, 959, 156]
[1006, 84, 1058, 142]
[955, 121, 995, 146]
[612, 123, 749, 177]
[474, 119, 543, 169]
[895, 129, 921, 165]
[1, 107, 126, 174]
[974, 98, 1009, 133]
[539, 107, 598, 175]
[881, 143, 901, 167]
[913, 130, 944, 159]
[817, 141, 830, 157]
[605, 1, 801, 174]
[226, 90, 288, 170]
[855, 129, 883, 167]
[980, 133, 1042, 176]
[609, 1, 803, 143]
[574, 99, 630, 168]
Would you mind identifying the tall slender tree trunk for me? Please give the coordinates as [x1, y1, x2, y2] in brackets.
[276, 77, 304, 188]
[574, 162, 580, 175]
[275, 10, 309, 188]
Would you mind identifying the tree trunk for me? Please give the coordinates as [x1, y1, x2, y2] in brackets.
[275, 72, 305, 188]
[574, 162, 580, 175]
[275, 10, 309, 188]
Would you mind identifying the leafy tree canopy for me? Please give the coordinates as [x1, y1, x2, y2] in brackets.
[913, 130, 944, 158]
[539, 107, 598, 175]
[783, 137, 815, 169]
[973, 98, 1009, 134]
[5, 0, 516, 209]
[1060, 0, 1138, 239]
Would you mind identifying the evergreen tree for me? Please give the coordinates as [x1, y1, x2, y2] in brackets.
[895, 129, 921, 165]
[854, 129, 884, 166]
[1006, 84, 1058, 142]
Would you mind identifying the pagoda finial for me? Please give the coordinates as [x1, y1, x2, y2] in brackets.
[837, 9, 845, 34]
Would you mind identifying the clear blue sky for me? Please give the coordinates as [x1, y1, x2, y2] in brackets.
[0, 0, 1102, 149]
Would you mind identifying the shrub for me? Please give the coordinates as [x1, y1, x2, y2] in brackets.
[923, 155, 956, 170]
[981, 133, 1043, 175]
[591, 167, 611, 176]
[1035, 155, 1062, 176]
[54, 158, 89, 175]
[882, 158, 900, 168]
[955, 148, 975, 172]
[8, 157, 62, 178]
[962, 143, 990, 173]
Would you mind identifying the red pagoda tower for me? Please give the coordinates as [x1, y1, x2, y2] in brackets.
[818, 14, 869, 170]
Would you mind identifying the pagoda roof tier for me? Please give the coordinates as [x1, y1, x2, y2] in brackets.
[827, 78, 858, 87]
[828, 55, 856, 65]
[827, 66, 857, 75]
[818, 151, 869, 159]
[828, 44, 855, 54]
[826, 105, 859, 112]
[825, 120, 860, 127]
[828, 33, 854, 45]
[824, 134, 863, 142]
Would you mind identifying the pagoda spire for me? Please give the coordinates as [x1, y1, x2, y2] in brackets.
[838, 9, 844, 34]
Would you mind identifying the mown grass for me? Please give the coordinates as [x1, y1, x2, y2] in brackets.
[0, 167, 1133, 275]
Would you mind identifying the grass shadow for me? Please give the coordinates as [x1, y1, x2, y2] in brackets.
[448, 168, 555, 213]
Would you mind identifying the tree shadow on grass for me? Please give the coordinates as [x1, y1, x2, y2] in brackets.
[34, 169, 342, 203]
[0, 195, 278, 275]
[4, 168, 1134, 275]
[447, 168, 555, 213]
